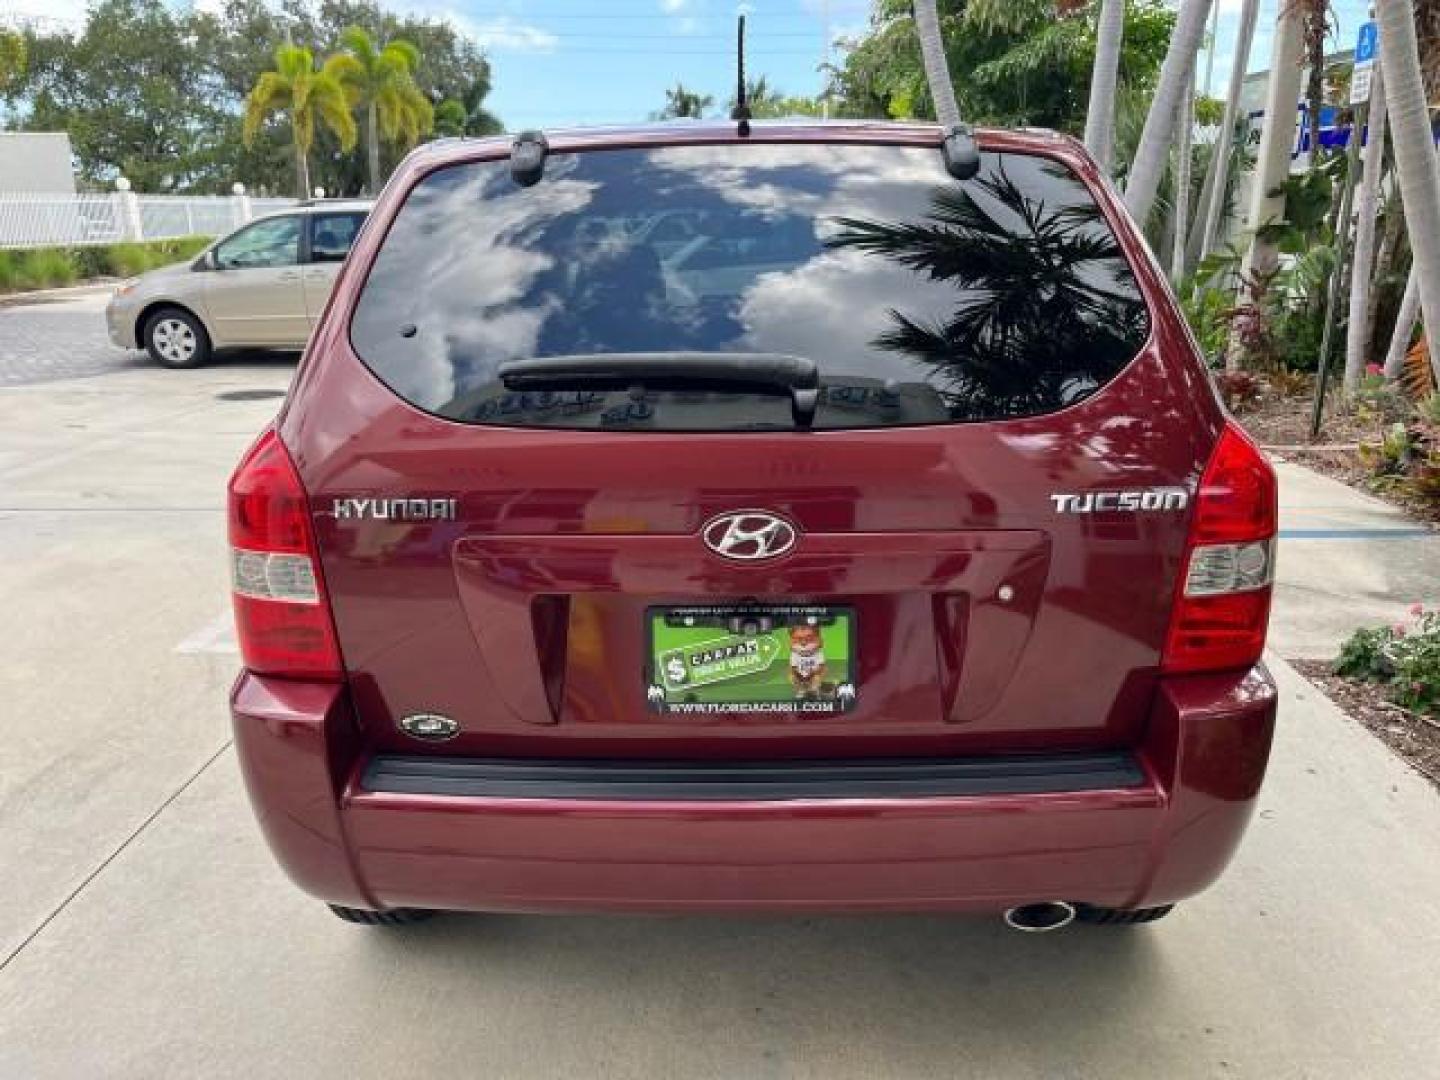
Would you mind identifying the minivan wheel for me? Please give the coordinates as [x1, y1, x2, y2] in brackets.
[327, 904, 436, 926]
[1073, 903, 1175, 925]
[143, 307, 211, 368]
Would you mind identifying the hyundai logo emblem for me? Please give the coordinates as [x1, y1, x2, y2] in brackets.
[701, 511, 798, 561]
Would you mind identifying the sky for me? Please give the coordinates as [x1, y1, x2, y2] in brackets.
[4, 0, 1379, 131]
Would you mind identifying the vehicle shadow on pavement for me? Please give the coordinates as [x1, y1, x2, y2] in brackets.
[351, 912, 1160, 1074]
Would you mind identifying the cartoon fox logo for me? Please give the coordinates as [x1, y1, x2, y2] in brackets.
[788, 624, 828, 698]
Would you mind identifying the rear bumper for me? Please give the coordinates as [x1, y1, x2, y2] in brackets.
[231, 666, 1276, 914]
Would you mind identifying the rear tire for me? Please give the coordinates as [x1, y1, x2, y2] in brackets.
[327, 904, 435, 926]
[143, 307, 211, 369]
[1074, 903, 1175, 925]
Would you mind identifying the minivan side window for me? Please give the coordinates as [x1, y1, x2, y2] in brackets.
[309, 212, 367, 263]
[215, 216, 301, 270]
[350, 146, 1151, 431]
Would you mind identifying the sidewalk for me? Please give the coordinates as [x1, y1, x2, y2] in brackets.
[1270, 458, 1438, 660]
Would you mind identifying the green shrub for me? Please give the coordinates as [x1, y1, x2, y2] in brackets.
[1335, 605, 1440, 715]
[0, 236, 213, 292]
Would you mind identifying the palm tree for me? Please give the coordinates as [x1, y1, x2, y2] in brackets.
[654, 83, 714, 120]
[1189, 0, 1260, 265]
[0, 28, 24, 95]
[1170, 73, 1195, 282]
[1376, 0, 1440, 386]
[1343, 65, 1388, 394]
[329, 26, 433, 195]
[1083, 0, 1126, 175]
[1298, 0, 1331, 171]
[913, 0, 961, 128]
[243, 44, 357, 198]
[1383, 269, 1421, 378]
[1124, 0, 1213, 226]
[1229, 1, 1305, 369]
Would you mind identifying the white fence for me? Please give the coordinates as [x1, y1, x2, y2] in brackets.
[0, 193, 297, 249]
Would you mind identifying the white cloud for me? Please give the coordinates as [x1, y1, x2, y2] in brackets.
[449, 14, 559, 53]
[661, 0, 690, 12]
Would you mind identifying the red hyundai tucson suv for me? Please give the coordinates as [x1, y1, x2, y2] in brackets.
[228, 121, 1278, 931]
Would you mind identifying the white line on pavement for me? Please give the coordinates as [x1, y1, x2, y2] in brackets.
[175, 610, 238, 655]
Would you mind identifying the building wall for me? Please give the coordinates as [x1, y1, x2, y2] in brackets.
[0, 133, 78, 195]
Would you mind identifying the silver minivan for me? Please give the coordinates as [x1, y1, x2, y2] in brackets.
[106, 199, 371, 368]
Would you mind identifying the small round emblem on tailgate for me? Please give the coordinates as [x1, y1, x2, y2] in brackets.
[399, 713, 459, 741]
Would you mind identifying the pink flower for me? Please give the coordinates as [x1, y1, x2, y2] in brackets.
[1410, 603, 1425, 616]
[1392, 623, 1407, 636]
[1366, 363, 1383, 376]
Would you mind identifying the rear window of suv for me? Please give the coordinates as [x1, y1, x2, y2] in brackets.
[350, 143, 1151, 430]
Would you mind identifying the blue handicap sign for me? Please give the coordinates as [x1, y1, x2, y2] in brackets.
[1355, 21, 1378, 65]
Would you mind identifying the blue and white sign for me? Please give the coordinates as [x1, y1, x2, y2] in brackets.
[1352, 21, 1378, 104]
[1355, 21, 1378, 65]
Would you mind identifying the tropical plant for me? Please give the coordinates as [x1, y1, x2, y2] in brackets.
[0, 27, 25, 95]
[329, 26, 433, 194]
[654, 83, 713, 120]
[1123, 0, 1212, 227]
[1082, 0, 1125, 174]
[243, 43, 357, 197]
[433, 98, 467, 138]
[1375, 0, 1440, 390]
[1336, 605, 1440, 715]
[825, 0, 1173, 133]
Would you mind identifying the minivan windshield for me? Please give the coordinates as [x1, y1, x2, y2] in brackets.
[350, 143, 1150, 430]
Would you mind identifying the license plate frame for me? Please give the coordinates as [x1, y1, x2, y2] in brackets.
[645, 603, 858, 715]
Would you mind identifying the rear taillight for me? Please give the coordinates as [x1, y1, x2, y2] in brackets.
[1162, 422, 1277, 674]
[227, 429, 342, 680]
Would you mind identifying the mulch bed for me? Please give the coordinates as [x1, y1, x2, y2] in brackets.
[1235, 383, 1440, 524]
[1291, 659, 1440, 792]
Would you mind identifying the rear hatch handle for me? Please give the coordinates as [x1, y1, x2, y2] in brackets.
[498, 353, 821, 428]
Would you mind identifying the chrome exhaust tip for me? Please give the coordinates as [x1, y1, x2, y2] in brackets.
[1003, 901, 1076, 933]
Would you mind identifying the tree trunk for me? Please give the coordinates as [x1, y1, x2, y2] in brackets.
[1343, 65, 1388, 395]
[1375, 0, 1440, 387]
[1083, 0, 1126, 176]
[1302, 0, 1328, 173]
[913, 0, 960, 128]
[1188, 0, 1260, 266]
[294, 139, 309, 199]
[1383, 264, 1420, 378]
[1229, 2, 1305, 370]
[1170, 70, 1195, 282]
[1368, 201, 1406, 367]
[367, 102, 381, 196]
[1124, 0, 1212, 226]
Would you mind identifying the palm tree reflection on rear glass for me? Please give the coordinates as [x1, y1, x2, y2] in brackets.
[823, 165, 1149, 422]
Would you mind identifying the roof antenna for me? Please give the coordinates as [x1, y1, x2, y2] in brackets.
[731, 14, 752, 138]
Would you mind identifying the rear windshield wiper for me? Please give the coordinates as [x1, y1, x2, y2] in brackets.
[497, 353, 821, 428]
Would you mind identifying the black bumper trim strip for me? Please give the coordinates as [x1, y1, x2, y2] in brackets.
[360, 751, 1146, 800]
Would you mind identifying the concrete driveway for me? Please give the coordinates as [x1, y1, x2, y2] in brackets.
[1, 294, 1438, 1078]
